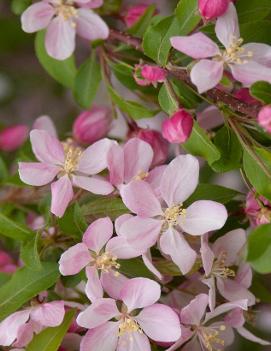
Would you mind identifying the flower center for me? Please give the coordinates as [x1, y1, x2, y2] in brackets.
[118, 316, 142, 336]
[62, 139, 82, 175]
[211, 252, 235, 279]
[198, 325, 226, 351]
[258, 207, 271, 223]
[94, 252, 120, 274]
[54, 0, 77, 22]
[163, 204, 186, 228]
[222, 37, 253, 65]
[133, 170, 149, 181]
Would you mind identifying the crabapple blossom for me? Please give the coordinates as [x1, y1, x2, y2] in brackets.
[21, 0, 109, 60]
[77, 277, 182, 351]
[18, 129, 115, 217]
[199, 0, 230, 20]
[123, 4, 150, 27]
[0, 125, 28, 152]
[258, 105, 271, 133]
[171, 3, 271, 93]
[245, 191, 271, 226]
[162, 109, 194, 144]
[134, 64, 167, 87]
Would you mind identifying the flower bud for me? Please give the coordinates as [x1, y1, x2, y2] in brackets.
[124, 4, 149, 27]
[234, 88, 258, 105]
[199, 0, 230, 20]
[162, 109, 193, 144]
[73, 106, 112, 145]
[245, 191, 271, 227]
[0, 124, 28, 151]
[134, 64, 167, 87]
[258, 105, 271, 133]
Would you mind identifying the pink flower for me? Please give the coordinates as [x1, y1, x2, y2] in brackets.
[33, 115, 57, 137]
[77, 277, 182, 350]
[59, 217, 141, 301]
[0, 251, 17, 273]
[199, 0, 230, 20]
[258, 105, 271, 133]
[171, 3, 271, 93]
[245, 191, 271, 226]
[162, 109, 194, 144]
[73, 106, 112, 145]
[123, 4, 149, 27]
[21, 0, 109, 60]
[0, 300, 65, 347]
[200, 230, 255, 311]
[0, 125, 28, 152]
[134, 64, 167, 87]
[18, 129, 115, 217]
[118, 154, 228, 275]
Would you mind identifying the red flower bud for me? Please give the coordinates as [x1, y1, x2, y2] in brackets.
[199, 0, 230, 20]
[162, 109, 193, 144]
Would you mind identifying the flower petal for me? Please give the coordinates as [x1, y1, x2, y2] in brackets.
[170, 33, 220, 59]
[204, 299, 248, 323]
[242, 43, 271, 67]
[147, 165, 166, 199]
[108, 144, 124, 186]
[180, 294, 209, 326]
[191, 59, 224, 93]
[115, 214, 133, 235]
[45, 16, 76, 60]
[142, 250, 163, 280]
[215, 3, 240, 48]
[202, 277, 217, 311]
[85, 266, 103, 302]
[30, 301, 65, 327]
[160, 154, 199, 207]
[105, 236, 142, 259]
[180, 200, 227, 236]
[200, 234, 215, 276]
[120, 278, 161, 311]
[21, 2, 54, 33]
[230, 61, 271, 86]
[237, 327, 270, 345]
[83, 217, 113, 253]
[216, 277, 255, 306]
[120, 180, 163, 217]
[18, 162, 59, 186]
[236, 263, 252, 288]
[101, 271, 128, 300]
[136, 304, 181, 342]
[0, 310, 30, 346]
[76, 298, 119, 329]
[59, 243, 90, 275]
[30, 129, 64, 165]
[51, 175, 74, 217]
[159, 228, 197, 275]
[33, 115, 57, 137]
[72, 175, 114, 195]
[118, 332, 151, 351]
[80, 322, 119, 351]
[76, 9, 109, 41]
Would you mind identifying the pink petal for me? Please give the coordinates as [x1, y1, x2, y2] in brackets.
[80, 322, 119, 351]
[170, 33, 219, 59]
[30, 129, 64, 165]
[105, 236, 142, 259]
[236, 263, 252, 288]
[237, 327, 270, 345]
[160, 155, 199, 207]
[21, 2, 54, 33]
[45, 16, 76, 60]
[72, 175, 114, 195]
[215, 2, 240, 48]
[191, 59, 224, 93]
[147, 165, 166, 198]
[78, 138, 115, 175]
[51, 175, 74, 217]
[200, 234, 215, 276]
[0, 310, 30, 346]
[180, 294, 209, 326]
[18, 162, 59, 186]
[118, 332, 151, 351]
[76, 9, 109, 41]
[159, 228, 197, 275]
[230, 61, 271, 86]
[85, 266, 103, 302]
[224, 308, 245, 328]
[123, 138, 153, 183]
[204, 299, 248, 323]
[202, 277, 216, 311]
[33, 115, 57, 137]
[216, 278, 255, 306]
[120, 180, 163, 217]
[30, 301, 65, 327]
[166, 326, 194, 351]
[115, 214, 133, 235]
[101, 271, 128, 300]
[242, 43, 271, 67]
[76, 298, 119, 329]
[142, 250, 163, 280]
[108, 144, 124, 186]
[120, 278, 161, 311]
[82, 217, 113, 253]
[59, 243, 90, 275]
[14, 321, 35, 348]
[180, 200, 227, 236]
[136, 304, 181, 342]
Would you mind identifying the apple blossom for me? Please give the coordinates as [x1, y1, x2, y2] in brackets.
[123, 4, 150, 27]
[162, 109, 194, 144]
[199, 0, 230, 20]
[245, 191, 271, 226]
[134, 64, 167, 87]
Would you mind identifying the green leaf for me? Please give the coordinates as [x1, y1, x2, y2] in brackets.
[107, 85, 157, 119]
[247, 224, 271, 273]
[35, 31, 77, 88]
[20, 232, 41, 270]
[74, 202, 88, 234]
[171, 78, 202, 109]
[81, 196, 128, 220]
[0, 212, 34, 241]
[175, 0, 201, 32]
[212, 126, 243, 172]
[111, 62, 138, 90]
[0, 262, 59, 321]
[11, 0, 31, 15]
[119, 258, 154, 279]
[240, 20, 271, 45]
[182, 122, 221, 165]
[185, 183, 239, 206]
[236, 0, 271, 23]
[0, 156, 8, 182]
[57, 203, 87, 239]
[73, 51, 101, 108]
[26, 309, 75, 351]
[250, 81, 271, 104]
[158, 83, 179, 115]
[128, 5, 157, 38]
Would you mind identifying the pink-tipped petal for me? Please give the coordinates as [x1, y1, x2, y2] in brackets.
[76, 9, 109, 41]
[120, 278, 161, 311]
[18, 162, 59, 186]
[72, 175, 114, 195]
[59, 243, 90, 275]
[80, 322, 119, 351]
[191, 59, 224, 93]
[237, 327, 270, 345]
[120, 181, 163, 217]
[45, 16, 76, 60]
[160, 228, 197, 275]
[0, 310, 30, 346]
[85, 266, 103, 302]
[101, 271, 128, 300]
[30, 129, 64, 165]
[136, 304, 181, 342]
[180, 200, 227, 236]
[118, 332, 151, 351]
[180, 294, 209, 326]
[160, 155, 199, 207]
[170, 33, 219, 59]
[83, 217, 113, 253]
[30, 301, 65, 327]
[33, 115, 57, 137]
[108, 144, 124, 186]
[51, 175, 74, 217]
[215, 2, 240, 48]
[21, 2, 54, 33]
[76, 298, 119, 329]
[230, 61, 271, 87]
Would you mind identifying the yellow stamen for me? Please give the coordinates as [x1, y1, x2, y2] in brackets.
[133, 170, 149, 181]
[118, 317, 142, 336]
[163, 204, 186, 229]
[54, 0, 77, 25]
[199, 325, 226, 351]
[62, 139, 82, 175]
[212, 252, 235, 279]
[94, 252, 120, 274]
[222, 36, 253, 65]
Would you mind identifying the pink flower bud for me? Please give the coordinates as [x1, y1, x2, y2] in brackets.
[124, 4, 149, 27]
[134, 64, 167, 87]
[258, 105, 271, 133]
[245, 191, 271, 227]
[73, 106, 112, 145]
[162, 109, 194, 144]
[198, 0, 230, 20]
[0, 125, 28, 152]
[0, 250, 17, 273]
[234, 88, 258, 105]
